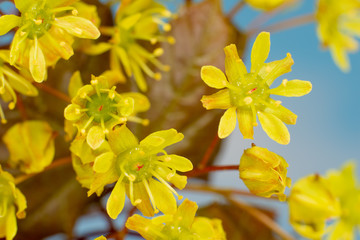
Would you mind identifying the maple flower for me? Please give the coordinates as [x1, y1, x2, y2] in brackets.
[125, 199, 226, 240]
[0, 0, 100, 83]
[70, 125, 193, 219]
[239, 145, 291, 201]
[325, 162, 360, 240]
[316, 0, 360, 72]
[84, 0, 173, 91]
[2, 121, 55, 174]
[0, 50, 38, 124]
[288, 174, 341, 239]
[200, 32, 312, 144]
[0, 166, 27, 240]
[245, 0, 288, 10]
[64, 74, 150, 149]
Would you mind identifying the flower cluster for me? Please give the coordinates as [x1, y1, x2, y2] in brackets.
[0, 0, 100, 82]
[126, 199, 226, 240]
[84, 0, 173, 91]
[71, 124, 193, 219]
[316, 0, 360, 71]
[201, 32, 312, 144]
[0, 166, 27, 240]
[64, 74, 150, 148]
[289, 162, 360, 239]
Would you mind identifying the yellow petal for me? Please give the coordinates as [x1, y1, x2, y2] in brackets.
[126, 183, 154, 217]
[201, 89, 231, 110]
[270, 80, 312, 97]
[14, 188, 27, 219]
[14, 0, 32, 12]
[5, 206, 17, 240]
[93, 152, 114, 173]
[149, 178, 177, 215]
[64, 104, 83, 121]
[173, 199, 198, 228]
[258, 111, 290, 144]
[140, 129, 183, 153]
[54, 16, 100, 39]
[200, 66, 228, 89]
[106, 179, 126, 219]
[218, 107, 237, 139]
[121, 92, 150, 113]
[237, 107, 254, 139]
[0, 15, 21, 36]
[258, 53, 293, 86]
[330, 44, 350, 72]
[68, 71, 83, 99]
[86, 126, 105, 150]
[158, 154, 193, 172]
[263, 101, 297, 125]
[224, 44, 247, 85]
[251, 32, 270, 73]
[108, 124, 138, 155]
[29, 43, 46, 83]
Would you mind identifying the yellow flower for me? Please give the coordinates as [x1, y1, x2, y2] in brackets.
[125, 199, 226, 240]
[0, 0, 100, 83]
[94, 236, 106, 240]
[201, 32, 312, 144]
[326, 162, 360, 240]
[245, 0, 288, 10]
[2, 121, 55, 174]
[316, 0, 360, 72]
[239, 145, 291, 201]
[64, 74, 150, 149]
[0, 166, 27, 240]
[0, 50, 38, 124]
[288, 174, 341, 239]
[70, 125, 193, 219]
[84, 0, 173, 91]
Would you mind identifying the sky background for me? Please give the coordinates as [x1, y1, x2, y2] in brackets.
[1, 0, 359, 239]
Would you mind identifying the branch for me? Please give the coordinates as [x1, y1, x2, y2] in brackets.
[33, 82, 71, 103]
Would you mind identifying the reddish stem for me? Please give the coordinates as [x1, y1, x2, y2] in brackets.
[187, 165, 239, 178]
[16, 93, 28, 120]
[197, 134, 220, 169]
[33, 82, 71, 103]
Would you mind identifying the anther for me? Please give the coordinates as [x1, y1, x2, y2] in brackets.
[154, 73, 162, 81]
[8, 102, 15, 110]
[60, 41, 66, 47]
[128, 174, 136, 182]
[34, 19, 43, 25]
[167, 36, 176, 44]
[282, 79, 288, 86]
[72, 9, 78, 16]
[274, 100, 282, 106]
[153, 48, 164, 57]
[244, 96, 253, 105]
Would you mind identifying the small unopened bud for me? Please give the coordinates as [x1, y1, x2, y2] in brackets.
[239, 145, 291, 201]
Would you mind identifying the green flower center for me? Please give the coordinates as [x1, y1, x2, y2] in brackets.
[86, 93, 118, 123]
[229, 73, 270, 107]
[116, 147, 155, 183]
[21, 3, 53, 39]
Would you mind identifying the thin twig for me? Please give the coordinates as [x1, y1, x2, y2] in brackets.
[227, 1, 245, 20]
[197, 134, 220, 169]
[116, 206, 137, 240]
[227, 197, 295, 240]
[16, 93, 27, 120]
[14, 156, 72, 185]
[33, 82, 71, 103]
[247, 13, 315, 37]
[186, 165, 239, 178]
[186, 184, 279, 200]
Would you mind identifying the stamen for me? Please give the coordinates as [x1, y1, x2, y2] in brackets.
[0, 106, 7, 124]
[282, 79, 288, 87]
[129, 180, 135, 204]
[80, 116, 94, 134]
[274, 100, 282, 106]
[108, 86, 116, 100]
[250, 104, 258, 126]
[49, 6, 77, 14]
[34, 18, 43, 25]
[91, 79, 101, 97]
[244, 96, 253, 105]
[153, 48, 164, 57]
[152, 170, 183, 200]
[109, 113, 127, 123]
[142, 179, 159, 214]
[128, 116, 149, 126]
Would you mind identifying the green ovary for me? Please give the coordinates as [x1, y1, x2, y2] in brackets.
[229, 73, 270, 107]
[116, 147, 155, 183]
[21, 3, 53, 39]
[86, 93, 117, 123]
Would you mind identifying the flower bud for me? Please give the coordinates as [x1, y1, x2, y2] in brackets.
[288, 174, 341, 239]
[239, 145, 291, 201]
